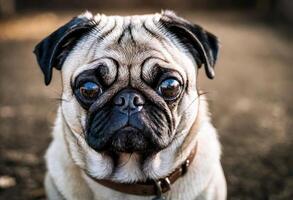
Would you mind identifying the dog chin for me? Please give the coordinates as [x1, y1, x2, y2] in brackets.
[91, 126, 171, 171]
[84, 150, 165, 182]
[84, 141, 178, 183]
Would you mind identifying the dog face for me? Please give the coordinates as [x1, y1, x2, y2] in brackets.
[34, 11, 219, 181]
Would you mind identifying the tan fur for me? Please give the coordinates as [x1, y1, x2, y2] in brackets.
[44, 11, 226, 200]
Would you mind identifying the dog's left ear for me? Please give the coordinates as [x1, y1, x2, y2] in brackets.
[160, 11, 219, 79]
[34, 12, 95, 85]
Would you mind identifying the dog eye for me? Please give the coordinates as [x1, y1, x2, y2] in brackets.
[158, 78, 181, 100]
[79, 82, 101, 100]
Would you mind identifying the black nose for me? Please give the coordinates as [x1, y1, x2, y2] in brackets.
[114, 89, 145, 115]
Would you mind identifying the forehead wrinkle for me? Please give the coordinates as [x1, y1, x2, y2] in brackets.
[95, 14, 108, 31]
[134, 15, 195, 73]
[103, 42, 163, 67]
[100, 17, 169, 66]
[83, 14, 190, 86]
[70, 56, 118, 84]
[149, 38, 189, 80]
[95, 19, 124, 49]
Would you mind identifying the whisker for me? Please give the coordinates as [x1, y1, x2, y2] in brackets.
[172, 91, 210, 141]
[77, 114, 87, 137]
[180, 96, 199, 115]
[50, 97, 70, 103]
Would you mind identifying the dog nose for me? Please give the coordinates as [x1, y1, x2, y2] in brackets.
[114, 89, 145, 115]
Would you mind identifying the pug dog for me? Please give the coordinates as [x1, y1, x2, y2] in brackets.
[34, 10, 226, 200]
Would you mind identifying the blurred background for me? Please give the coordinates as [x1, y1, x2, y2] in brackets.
[0, 0, 292, 199]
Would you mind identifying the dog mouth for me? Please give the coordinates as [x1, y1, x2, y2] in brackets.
[86, 119, 169, 154]
[109, 126, 146, 153]
[104, 125, 159, 154]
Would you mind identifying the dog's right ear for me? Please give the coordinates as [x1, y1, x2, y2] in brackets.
[33, 12, 95, 85]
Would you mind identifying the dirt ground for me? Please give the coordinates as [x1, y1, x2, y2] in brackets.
[0, 10, 292, 200]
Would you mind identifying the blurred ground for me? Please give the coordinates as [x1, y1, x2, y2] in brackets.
[0, 10, 292, 200]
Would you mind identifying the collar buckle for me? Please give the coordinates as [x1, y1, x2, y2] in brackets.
[153, 177, 171, 200]
[182, 159, 190, 175]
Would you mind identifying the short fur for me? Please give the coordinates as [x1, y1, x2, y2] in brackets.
[34, 10, 227, 200]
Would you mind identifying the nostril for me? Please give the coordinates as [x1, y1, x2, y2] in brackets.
[133, 95, 144, 106]
[115, 96, 126, 106]
[113, 90, 145, 114]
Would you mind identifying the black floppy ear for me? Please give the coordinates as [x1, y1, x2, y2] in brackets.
[160, 11, 219, 79]
[33, 13, 95, 85]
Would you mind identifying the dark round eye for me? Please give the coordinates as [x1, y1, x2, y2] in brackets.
[79, 82, 101, 100]
[158, 78, 182, 100]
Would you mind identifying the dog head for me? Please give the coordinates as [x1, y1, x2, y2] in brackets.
[34, 11, 219, 182]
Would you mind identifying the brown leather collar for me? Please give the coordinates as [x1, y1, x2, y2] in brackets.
[87, 143, 198, 199]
